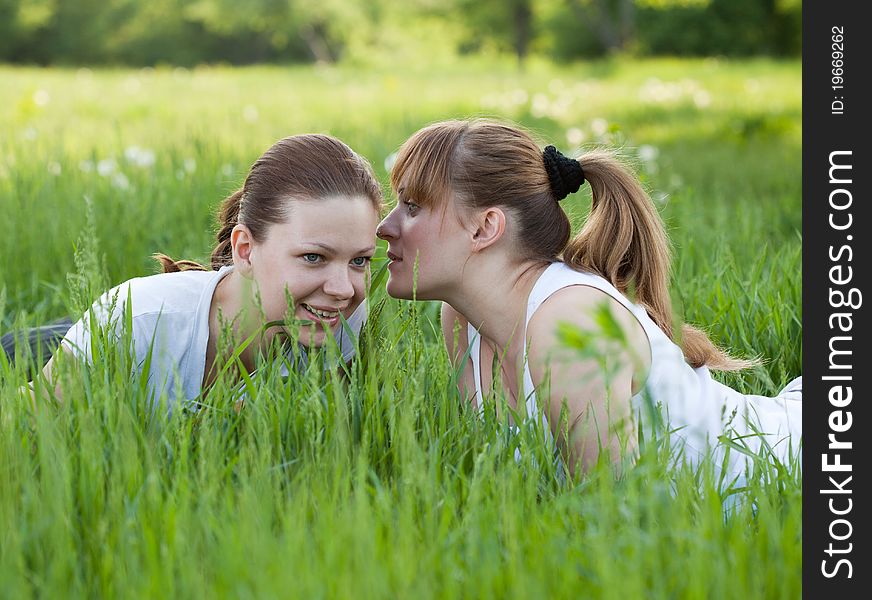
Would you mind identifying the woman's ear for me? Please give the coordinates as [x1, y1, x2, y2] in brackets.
[470, 207, 506, 253]
[230, 224, 255, 277]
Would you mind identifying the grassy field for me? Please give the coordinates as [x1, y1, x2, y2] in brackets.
[0, 59, 801, 598]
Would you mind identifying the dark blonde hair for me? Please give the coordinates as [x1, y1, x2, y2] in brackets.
[156, 134, 383, 273]
[391, 118, 750, 371]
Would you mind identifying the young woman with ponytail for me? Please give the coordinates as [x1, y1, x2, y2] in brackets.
[376, 118, 801, 482]
[28, 134, 382, 407]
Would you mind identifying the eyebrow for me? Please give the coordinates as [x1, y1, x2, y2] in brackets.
[301, 242, 376, 255]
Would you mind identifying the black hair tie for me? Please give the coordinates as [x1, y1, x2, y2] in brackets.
[542, 145, 585, 201]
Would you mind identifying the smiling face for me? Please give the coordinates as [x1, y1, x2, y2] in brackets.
[376, 196, 470, 300]
[244, 195, 380, 348]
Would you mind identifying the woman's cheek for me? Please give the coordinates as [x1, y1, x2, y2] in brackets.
[353, 271, 368, 297]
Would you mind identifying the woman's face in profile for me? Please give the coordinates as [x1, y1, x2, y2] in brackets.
[377, 195, 470, 301]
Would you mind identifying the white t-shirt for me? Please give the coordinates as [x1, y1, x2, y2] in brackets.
[62, 266, 366, 407]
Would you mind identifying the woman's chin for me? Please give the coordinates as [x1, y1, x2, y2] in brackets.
[385, 277, 415, 300]
[297, 329, 328, 349]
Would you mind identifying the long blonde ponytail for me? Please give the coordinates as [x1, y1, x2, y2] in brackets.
[565, 151, 752, 370]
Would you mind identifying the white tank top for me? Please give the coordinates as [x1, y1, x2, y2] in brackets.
[466, 262, 801, 482]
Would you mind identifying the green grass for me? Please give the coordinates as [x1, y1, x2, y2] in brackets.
[0, 58, 801, 598]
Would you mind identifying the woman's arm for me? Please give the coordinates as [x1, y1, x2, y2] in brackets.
[527, 286, 651, 477]
[24, 344, 75, 406]
[440, 302, 478, 406]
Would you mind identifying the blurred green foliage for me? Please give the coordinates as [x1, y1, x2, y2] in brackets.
[0, 0, 800, 66]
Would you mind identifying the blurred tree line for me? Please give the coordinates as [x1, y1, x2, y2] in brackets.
[0, 0, 800, 66]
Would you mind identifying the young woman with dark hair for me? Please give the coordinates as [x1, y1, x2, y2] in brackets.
[26, 133, 383, 407]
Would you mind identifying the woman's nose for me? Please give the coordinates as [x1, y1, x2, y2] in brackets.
[376, 209, 397, 240]
[323, 267, 355, 300]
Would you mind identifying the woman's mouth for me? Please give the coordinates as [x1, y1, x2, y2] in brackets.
[387, 251, 403, 262]
[301, 303, 341, 326]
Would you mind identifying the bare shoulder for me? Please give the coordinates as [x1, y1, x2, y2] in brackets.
[526, 286, 648, 475]
[526, 285, 651, 384]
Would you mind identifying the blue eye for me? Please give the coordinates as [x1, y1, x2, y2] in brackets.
[404, 201, 419, 213]
[351, 256, 371, 267]
[303, 253, 322, 263]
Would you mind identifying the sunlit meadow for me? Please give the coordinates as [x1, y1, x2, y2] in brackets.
[0, 58, 801, 598]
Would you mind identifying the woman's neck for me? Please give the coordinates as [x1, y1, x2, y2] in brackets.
[207, 271, 263, 375]
[443, 258, 549, 353]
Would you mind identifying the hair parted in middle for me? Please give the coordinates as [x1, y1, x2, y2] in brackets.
[155, 133, 383, 273]
[390, 117, 751, 371]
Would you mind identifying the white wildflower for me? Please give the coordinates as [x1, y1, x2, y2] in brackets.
[111, 172, 130, 190]
[97, 158, 117, 177]
[124, 146, 155, 168]
[33, 90, 50, 107]
[591, 118, 608, 137]
[638, 144, 659, 163]
[566, 127, 586, 146]
[243, 105, 259, 122]
[510, 89, 528, 106]
[384, 152, 398, 173]
[548, 95, 573, 120]
[531, 94, 550, 119]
